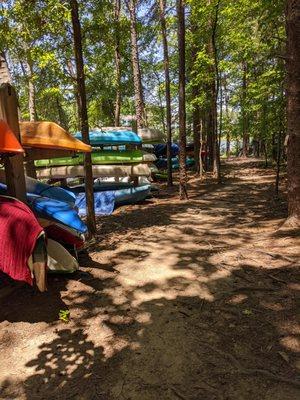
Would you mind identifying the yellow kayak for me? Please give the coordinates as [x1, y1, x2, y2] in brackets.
[20, 121, 91, 153]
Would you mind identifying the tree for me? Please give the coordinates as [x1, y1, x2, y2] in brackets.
[126, 0, 146, 129]
[114, 0, 121, 126]
[285, 0, 300, 221]
[158, 0, 173, 186]
[70, 0, 96, 235]
[177, 0, 188, 199]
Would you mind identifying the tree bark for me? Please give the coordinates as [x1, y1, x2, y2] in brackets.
[114, 0, 121, 126]
[177, 0, 188, 199]
[211, 0, 221, 180]
[26, 59, 37, 122]
[158, 0, 173, 186]
[242, 61, 249, 157]
[285, 0, 300, 220]
[70, 0, 96, 235]
[192, 99, 201, 174]
[127, 0, 146, 129]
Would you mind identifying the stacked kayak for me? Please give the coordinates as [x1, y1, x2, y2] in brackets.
[34, 149, 154, 167]
[75, 129, 142, 146]
[69, 182, 151, 216]
[155, 157, 195, 170]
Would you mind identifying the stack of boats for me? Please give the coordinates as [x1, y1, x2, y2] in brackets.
[32, 126, 157, 215]
[0, 120, 161, 290]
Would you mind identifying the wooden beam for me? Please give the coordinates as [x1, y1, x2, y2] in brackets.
[25, 148, 75, 161]
[0, 84, 26, 202]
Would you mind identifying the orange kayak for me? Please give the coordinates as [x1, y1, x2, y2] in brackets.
[20, 121, 91, 153]
[0, 120, 24, 153]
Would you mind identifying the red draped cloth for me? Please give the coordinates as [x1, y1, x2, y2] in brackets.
[0, 196, 43, 285]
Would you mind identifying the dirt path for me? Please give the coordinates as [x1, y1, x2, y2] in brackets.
[0, 159, 299, 400]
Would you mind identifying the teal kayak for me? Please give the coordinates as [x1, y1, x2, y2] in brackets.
[74, 130, 142, 145]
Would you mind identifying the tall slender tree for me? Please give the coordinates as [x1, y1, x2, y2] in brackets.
[158, 0, 173, 186]
[285, 0, 300, 221]
[70, 0, 96, 235]
[177, 0, 188, 199]
[126, 0, 146, 129]
[114, 0, 121, 126]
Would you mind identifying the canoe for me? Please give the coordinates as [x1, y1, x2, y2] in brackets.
[47, 239, 79, 273]
[20, 121, 91, 152]
[0, 119, 24, 153]
[75, 129, 142, 145]
[36, 163, 151, 179]
[138, 128, 164, 143]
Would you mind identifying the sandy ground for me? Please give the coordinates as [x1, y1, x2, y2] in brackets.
[0, 158, 299, 400]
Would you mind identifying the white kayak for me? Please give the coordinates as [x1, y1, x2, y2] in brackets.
[36, 163, 151, 179]
[47, 239, 79, 273]
[138, 128, 165, 143]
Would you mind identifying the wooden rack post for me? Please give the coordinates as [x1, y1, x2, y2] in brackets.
[0, 83, 26, 202]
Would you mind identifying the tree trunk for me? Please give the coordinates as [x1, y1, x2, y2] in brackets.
[70, 0, 96, 235]
[158, 0, 173, 186]
[192, 99, 201, 174]
[208, 0, 220, 180]
[114, 0, 121, 126]
[25, 57, 37, 178]
[242, 61, 249, 157]
[285, 0, 300, 220]
[177, 0, 188, 199]
[27, 59, 37, 122]
[127, 0, 146, 129]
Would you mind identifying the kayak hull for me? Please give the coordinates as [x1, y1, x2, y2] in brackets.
[36, 164, 151, 179]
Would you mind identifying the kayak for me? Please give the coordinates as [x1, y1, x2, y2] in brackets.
[35, 149, 147, 167]
[0, 182, 87, 233]
[115, 184, 151, 206]
[27, 194, 87, 233]
[47, 239, 79, 274]
[0, 119, 24, 153]
[20, 121, 91, 152]
[75, 129, 142, 145]
[154, 143, 179, 157]
[25, 176, 76, 205]
[74, 184, 151, 216]
[36, 163, 151, 179]
[138, 128, 164, 143]
[155, 157, 195, 170]
[67, 181, 134, 194]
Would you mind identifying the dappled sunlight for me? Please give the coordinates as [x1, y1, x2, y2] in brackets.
[1, 160, 299, 399]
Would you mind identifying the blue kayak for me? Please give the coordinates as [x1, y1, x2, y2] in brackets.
[74, 130, 142, 146]
[73, 183, 151, 216]
[154, 143, 179, 157]
[155, 157, 195, 170]
[67, 182, 134, 194]
[26, 177, 76, 205]
[27, 194, 87, 233]
[115, 185, 151, 206]
[0, 183, 87, 233]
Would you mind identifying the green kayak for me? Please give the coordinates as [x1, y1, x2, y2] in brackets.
[35, 149, 144, 167]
